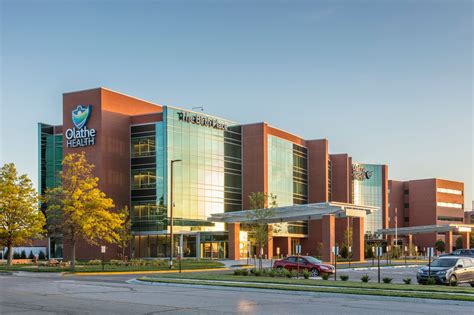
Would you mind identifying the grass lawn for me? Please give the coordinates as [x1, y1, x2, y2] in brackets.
[0, 260, 225, 273]
[148, 272, 474, 294]
[138, 273, 474, 302]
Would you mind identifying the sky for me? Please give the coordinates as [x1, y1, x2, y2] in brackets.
[1, 0, 472, 207]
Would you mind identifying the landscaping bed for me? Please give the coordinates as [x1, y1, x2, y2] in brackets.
[0, 259, 225, 273]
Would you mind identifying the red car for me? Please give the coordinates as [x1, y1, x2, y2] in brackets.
[273, 256, 335, 277]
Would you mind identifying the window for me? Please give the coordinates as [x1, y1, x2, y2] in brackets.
[404, 203, 409, 208]
[287, 257, 297, 263]
[437, 202, 463, 209]
[131, 137, 156, 157]
[437, 188, 462, 195]
[437, 216, 463, 222]
[404, 190, 409, 195]
[131, 169, 156, 189]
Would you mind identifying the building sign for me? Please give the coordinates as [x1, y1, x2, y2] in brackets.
[352, 164, 373, 181]
[65, 105, 96, 148]
[177, 111, 228, 130]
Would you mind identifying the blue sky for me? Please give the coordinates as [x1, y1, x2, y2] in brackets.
[1, 0, 472, 206]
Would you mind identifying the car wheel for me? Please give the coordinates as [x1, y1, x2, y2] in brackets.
[310, 268, 319, 277]
[470, 282, 474, 287]
[449, 275, 457, 286]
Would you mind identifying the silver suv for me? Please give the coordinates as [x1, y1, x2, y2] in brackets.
[417, 256, 474, 286]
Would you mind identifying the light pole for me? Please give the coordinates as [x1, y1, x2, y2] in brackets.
[394, 207, 398, 253]
[169, 159, 182, 268]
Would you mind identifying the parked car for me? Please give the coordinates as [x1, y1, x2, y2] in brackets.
[417, 256, 474, 286]
[440, 249, 474, 258]
[273, 255, 335, 277]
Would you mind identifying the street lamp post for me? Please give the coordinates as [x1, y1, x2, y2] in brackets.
[169, 159, 182, 268]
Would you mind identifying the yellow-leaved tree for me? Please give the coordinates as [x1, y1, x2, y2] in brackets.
[0, 163, 45, 266]
[43, 152, 123, 271]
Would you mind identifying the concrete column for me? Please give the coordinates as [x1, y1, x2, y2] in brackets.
[445, 231, 453, 253]
[462, 232, 470, 249]
[407, 234, 413, 255]
[196, 233, 201, 259]
[265, 225, 273, 259]
[352, 217, 365, 262]
[228, 223, 240, 260]
[322, 214, 335, 263]
[179, 234, 184, 259]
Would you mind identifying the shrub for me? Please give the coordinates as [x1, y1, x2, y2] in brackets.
[455, 237, 463, 249]
[340, 275, 349, 281]
[254, 270, 262, 277]
[38, 251, 46, 260]
[435, 240, 445, 253]
[88, 259, 102, 265]
[322, 273, 330, 280]
[402, 278, 411, 285]
[109, 259, 124, 266]
[382, 277, 392, 284]
[303, 269, 310, 279]
[13, 252, 21, 259]
[269, 269, 276, 277]
[20, 250, 27, 259]
[278, 268, 290, 278]
[361, 274, 370, 283]
[426, 277, 436, 285]
[340, 245, 349, 259]
[250, 268, 257, 275]
[28, 251, 35, 259]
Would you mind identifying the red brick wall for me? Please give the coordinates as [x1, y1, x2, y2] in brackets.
[329, 154, 351, 203]
[307, 139, 329, 203]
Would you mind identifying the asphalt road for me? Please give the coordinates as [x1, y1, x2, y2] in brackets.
[1, 272, 473, 314]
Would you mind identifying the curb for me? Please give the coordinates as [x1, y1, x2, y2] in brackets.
[64, 267, 229, 276]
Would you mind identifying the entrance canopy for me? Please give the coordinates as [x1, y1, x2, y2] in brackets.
[208, 202, 378, 224]
[377, 224, 474, 236]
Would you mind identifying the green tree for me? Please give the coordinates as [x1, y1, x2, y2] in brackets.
[0, 163, 45, 266]
[341, 226, 353, 259]
[244, 192, 277, 270]
[435, 239, 445, 253]
[455, 236, 463, 249]
[115, 206, 132, 261]
[43, 152, 123, 271]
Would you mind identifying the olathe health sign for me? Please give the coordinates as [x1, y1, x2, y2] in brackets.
[65, 105, 96, 148]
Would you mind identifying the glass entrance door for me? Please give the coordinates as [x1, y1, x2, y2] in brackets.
[201, 241, 227, 259]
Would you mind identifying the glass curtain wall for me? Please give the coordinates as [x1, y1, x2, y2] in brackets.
[38, 123, 63, 259]
[268, 135, 308, 236]
[38, 123, 62, 195]
[352, 163, 383, 235]
[163, 107, 242, 230]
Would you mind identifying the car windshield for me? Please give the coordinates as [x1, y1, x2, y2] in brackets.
[430, 258, 457, 267]
[303, 256, 322, 264]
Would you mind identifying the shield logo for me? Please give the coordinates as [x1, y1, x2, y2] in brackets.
[72, 105, 91, 129]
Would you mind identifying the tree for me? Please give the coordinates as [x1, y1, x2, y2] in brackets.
[43, 152, 123, 271]
[455, 236, 463, 249]
[435, 239, 445, 253]
[341, 226, 353, 259]
[0, 163, 45, 266]
[115, 206, 132, 262]
[20, 249, 27, 259]
[28, 250, 35, 259]
[244, 192, 277, 270]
